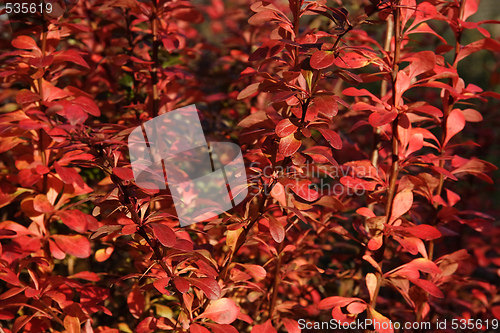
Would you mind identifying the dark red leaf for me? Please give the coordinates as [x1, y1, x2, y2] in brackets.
[54, 162, 85, 188]
[150, 223, 176, 247]
[173, 277, 190, 293]
[54, 50, 90, 69]
[275, 119, 297, 138]
[405, 225, 441, 240]
[278, 133, 301, 156]
[186, 277, 221, 300]
[317, 128, 342, 149]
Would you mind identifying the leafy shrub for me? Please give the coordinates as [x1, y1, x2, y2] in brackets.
[0, 0, 499, 332]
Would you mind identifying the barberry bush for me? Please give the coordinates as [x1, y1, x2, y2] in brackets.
[0, 0, 499, 332]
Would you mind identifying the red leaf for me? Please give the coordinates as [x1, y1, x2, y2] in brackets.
[368, 308, 394, 333]
[357, 208, 376, 218]
[16, 90, 41, 105]
[267, 216, 285, 243]
[113, 167, 134, 181]
[199, 298, 239, 324]
[368, 111, 397, 127]
[186, 277, 221, 300]
[492, 306, 500, 320]
[54, 162, 85, 188]
[58, 210, 98, 233]
[204, 323, 239, 333]
[52, 235, 91, 258]
[153, 277, 171, 294]
[346, 301, 367, 314]
[173, 277, 190, 293]
[251, 320, 277, 333]
[334, 52, 370, 69]
[311, 95, 338, 119]
[318, 296, 363, 309]
[249, 11, 279, 25]
[410, 278, 443, 298]
[389, 189, 413, 223]
[12, 36, 39, 50]
[150, 223, 176, 247]
[127, 287, 145, 319]
[49, 240, 66, 260]
[317, 128, 342, 149]
[275, 119, 297, 138]
[280, 178, 319, 201]
[366, 273, 377, 302]
[33, 194, 54, 213]
[237, 83, 260, 100]
[310, 50, 335, 69]
[282, 319, 300, 333]
[395, 71, 411, 105]
[405, 225, 441, 240]
[73, 96, 100, 116]
[240, 264, 267, 280]
[190, 323, 211, 333]
[461, 108, 482, 122]
[54, 50, 90, 69]
[279, 133, 301, 156]
[443, 109, 466, 147]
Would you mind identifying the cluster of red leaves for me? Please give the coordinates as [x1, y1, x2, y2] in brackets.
[0, 0, 499, 332]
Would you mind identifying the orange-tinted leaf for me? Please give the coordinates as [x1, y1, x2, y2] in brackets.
[95, 247, 114, 262]
[12, 36, 38, 50]
[366, 273, 377, 302]
[389, 189, 413, 223]
[52, 235, 91, 258]
[443, 109, 466, 147]
[153, 277, 171, 295]
[280, 178, 319, 201]
[64, 315, 80, 333]
[33, 194, 54, 213]
[368, 308, 394, 333]
[199, 298, 239, 324]
[282, 319, 300, 333]
[127, 287, 145, 319]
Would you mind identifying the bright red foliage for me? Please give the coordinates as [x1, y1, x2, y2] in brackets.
[0, 0, 499, 332]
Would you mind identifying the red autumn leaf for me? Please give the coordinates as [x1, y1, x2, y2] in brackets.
[369, 111, 398, 127]
[461, 108, 482, 122]
[64, 315, 80, 333]
[356, 208, 376, 218]
[16, 90, 41, 105]
[113, 167, 135, 181]
[199, 298, 239, 324]
[127, 287, 145, 319]
[317, 128, 342, 149]
[275, 119, 297, 138]
[204, 323, 239, 333]
[310, 50, 335, 69]
[267, 215, 285, 243]
[492, 306, 500, 320]
[153, 277, 171, 294]
[185, 277, 221, 300]
[150, 223, 176, 247]
[282, 319, 300, 333]
[95, 247, 114, 262]
[33, 194, 54, 213]
[248, 10, 279, 25]
[395, 71, 411, 105]
[366, 273, 377, 302]
[443, 109, 466, 147]
[58, 210, 98, 233]
[172, 7, 204, 23]
[280, 178, 319, 202]
[389, 189, 413, 223]
[54, 50, 90, 69]
[278, 133, 301, 156]
[12, 36, 39, 50]
[54, 162, 85, 188]
[240, 264, 267, 280]
[410, 278, 444, 298]
[334, 52, 370, 69]
[49, 239, 66, 260]
[346, 301, 367, 314]
[0, 268, 21, 286]
[190, 323, 211, 333]
[69, 271, 100, 282]
[318, 296, 363, 309]
[368, 308, 394, 333]
[73, 96, 100, 116]
[65, 104, 88, 125]
[237, 82, 260, 100]
[311, 95, 338, 119]
[173, 277, 190, 293]
[52, 235, 91, 258]
[251, 320, 277, 333]
[405, 225, 441, 240]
